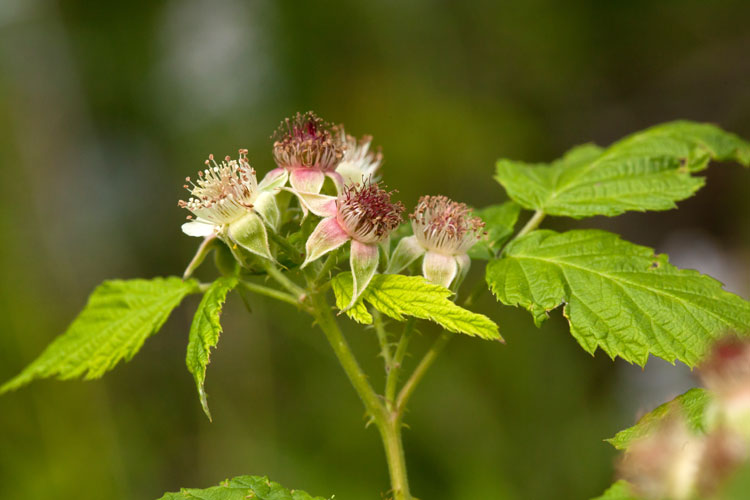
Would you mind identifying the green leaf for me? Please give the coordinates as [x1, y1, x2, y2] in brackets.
[468, 201, 521, 259]
[157, 474, 328, 500]
[332, 273, 501, 340]
[1, 277, 199, 394]
[186, 276, 238, 420]
[486, 230, 750, 366]
[606, 388, 711, 450]
[495, 121, 750, 218]
[590, 480, 639, 500]
[331, 271, 373, 324]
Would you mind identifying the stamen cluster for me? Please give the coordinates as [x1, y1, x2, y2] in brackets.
[273, 111, 343, 171]
[178, 150, 258, 225]
[337, 181, 404, 244]
[411, 195, 485, 254]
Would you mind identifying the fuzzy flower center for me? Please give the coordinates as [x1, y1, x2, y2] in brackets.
[273, 111, 343, 171]
[336, 181, 404, 244]
[411, 195, 485, 255]
[178, 150, 258, 226]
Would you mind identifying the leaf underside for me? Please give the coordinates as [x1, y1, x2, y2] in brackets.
[157, 474, 328, 500]
[495, 121, 750, 218]
[1, 277, 198, 394]
[606, 388, 711, 451]
[186, 276, 238, 420]
[487, 230, 750, 366]
[332, 272, 501, 340]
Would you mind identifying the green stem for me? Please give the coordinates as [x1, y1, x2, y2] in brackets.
[309, 292, 411, 499]
[377, 415, 411, 500]
[513, 209, 546, 241]
[385, 319, 415, 408]
[261, 261, 307, 299]
[268, 229, 303, 263]
[373, 310, 393, 372]
[314, 250, 340, 284]
[309, 292, 385, 420]
[396, 331, 452, 416]
[238, 279, 300, 308]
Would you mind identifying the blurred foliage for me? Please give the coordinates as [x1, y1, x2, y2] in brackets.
[0, 0, 749, 499]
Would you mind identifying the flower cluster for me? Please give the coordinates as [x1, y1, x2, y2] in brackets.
[179, 111, 485, 302]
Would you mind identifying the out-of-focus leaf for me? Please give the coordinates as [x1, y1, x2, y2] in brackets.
[157, 474, 328, 500]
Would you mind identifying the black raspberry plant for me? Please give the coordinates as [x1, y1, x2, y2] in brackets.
[2, 112, 750, 500]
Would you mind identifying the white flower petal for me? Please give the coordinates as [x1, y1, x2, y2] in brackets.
[422, 251, 458, 289]
[182, 220, 217, 237]
[285, 188, 338, 217]
[453, 253, 471, 291]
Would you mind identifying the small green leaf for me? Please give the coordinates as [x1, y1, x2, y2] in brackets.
[487, 230, 750, 366]
[1, 277, 199, 394]
[157, 474, 328, 500]
[186, 276, 239, 420]
[495, 121, 750, 218]
[468, 201, 521, 259]
[606, 388, 711, 450]
[333, 273, 501, 340]
[590, 480, 639, 500]
[331, 271, 373, 324]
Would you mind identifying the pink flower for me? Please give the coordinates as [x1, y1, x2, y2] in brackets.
[302, 181, 404, 309]
[270, 111, 345, 195]
[387, 195, 485, 289]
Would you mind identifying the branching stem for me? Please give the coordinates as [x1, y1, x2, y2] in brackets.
[396, 331, 452, 416]
[385, 319, 415, 408]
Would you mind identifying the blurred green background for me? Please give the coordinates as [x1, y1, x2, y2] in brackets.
[1, 0, 749, 499]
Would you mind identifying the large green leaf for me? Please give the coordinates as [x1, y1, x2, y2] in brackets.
[486, 230, 750, 366]
[468, 201, 521, 259]
[495, 121, 750, 218]
[1, 277, 199, 394]
[607, 388, 711, 450]
[332, 272, 501, 340]
[186, 276, 238, 420]
[590, 480, 639, 500]
[157, 474, 328, 500]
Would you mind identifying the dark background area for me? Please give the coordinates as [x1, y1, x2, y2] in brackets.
[0, 1, 749, 499]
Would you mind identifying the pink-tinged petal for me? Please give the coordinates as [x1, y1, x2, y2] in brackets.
[326, 171, 345, 194]
[302, 217, 350, 267]
[284, 188, 337, 217]
[258, 168, 289, 191]
[182, 220, 217, 237]
[183, 233, 218, 280]
[347, 240, 380, 310]
[290, 168, 325, 194]
[453, 253, 471, 291]
[422, 251, 458, 289]
[227, 212, 274, 261]
[386, 235, 425, 274]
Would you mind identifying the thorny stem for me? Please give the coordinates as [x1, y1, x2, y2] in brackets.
[385, 319, 415, 409]
[396, 330, 452, 416]
[268, 229, 303, 263]
[261, 260, 307, 299]
[308, 291, 411, 499]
